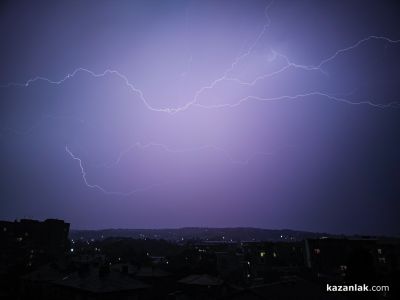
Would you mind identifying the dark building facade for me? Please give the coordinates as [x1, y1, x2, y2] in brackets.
[0, 218, 70, 297]
[304, 237, 400, 285]
[0, 219, 70, 264]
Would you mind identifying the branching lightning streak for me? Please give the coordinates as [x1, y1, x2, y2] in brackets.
[1, 68, 171, 113]
[194, 91, 400, 109]
[65, 145, 159, 196]
[177, 0, 275, 112]
[66, 141, 273, 195]
[2, 1, 400, 196]
[317, 36, 400, 69]
[223, 51, 327, 87]
[0, 1, 275, 114]
[100, 142, 274, 168]
[224, 36, 400, 87]
[1, 35, 399, 112]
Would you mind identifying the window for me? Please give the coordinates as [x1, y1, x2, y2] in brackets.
[314, 248, 320, 255]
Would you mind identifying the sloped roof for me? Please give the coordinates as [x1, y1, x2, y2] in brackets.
[135, 266, 171, 277]
[178, 274, 223, 286]
[22, 264, 65, 282]
[54, 269, 149, 293]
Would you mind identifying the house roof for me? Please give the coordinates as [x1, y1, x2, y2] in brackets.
[178, 274, 223, 286]
[22, 264, 65, 282]
[135, 266, 171, 277]
[54, 269, 149, 293]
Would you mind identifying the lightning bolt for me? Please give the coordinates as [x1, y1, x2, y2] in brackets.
[99, 141, 274, 168]
[66, 141, 274, 196]
[1, 1, 399, 196]
[224, 36, 400, 87]
[194, 91, 400, 110]
[1, 35, 399, 113]
[177, 0, 276, 112]
[65, 145, 159, 196]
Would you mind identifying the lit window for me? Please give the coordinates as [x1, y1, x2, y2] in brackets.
[339, 265, 347, 271]
[314, 248, 320, 255]
[377, 248, 382, 255]
[70, 248, 74, 253]
[273, 252, 277, 258]
[260, 251, 266, 257]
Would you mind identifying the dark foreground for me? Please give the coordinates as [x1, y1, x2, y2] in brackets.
[1, 219, 399, 299]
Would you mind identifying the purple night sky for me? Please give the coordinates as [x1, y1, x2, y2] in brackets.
[1, 0, 400, 235]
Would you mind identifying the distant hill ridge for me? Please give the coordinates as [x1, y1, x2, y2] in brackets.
[70, 227, 348, 242]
